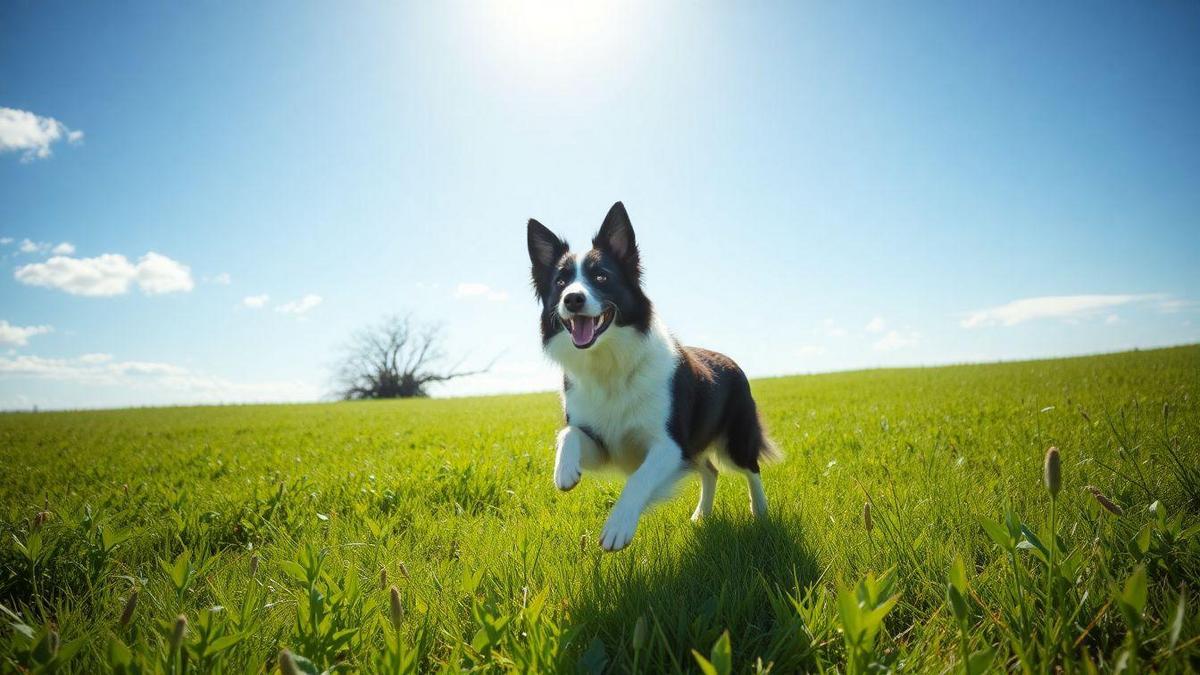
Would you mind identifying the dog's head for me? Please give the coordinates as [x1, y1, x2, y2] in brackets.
[527, 201, 652, 351]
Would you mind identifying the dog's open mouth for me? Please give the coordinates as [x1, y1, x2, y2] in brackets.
[566, 307, 615, 348]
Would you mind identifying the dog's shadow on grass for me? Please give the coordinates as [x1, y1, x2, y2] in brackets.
[568, 510, 822, 672]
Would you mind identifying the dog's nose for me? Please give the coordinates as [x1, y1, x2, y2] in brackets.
[563, 292, 585, 313]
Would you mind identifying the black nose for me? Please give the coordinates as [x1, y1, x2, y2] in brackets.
[563, 292, 585, 313]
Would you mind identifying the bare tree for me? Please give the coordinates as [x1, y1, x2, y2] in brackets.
[334, 314, 492, 400]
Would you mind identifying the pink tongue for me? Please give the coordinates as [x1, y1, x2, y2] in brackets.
[570, 317, 596, 346]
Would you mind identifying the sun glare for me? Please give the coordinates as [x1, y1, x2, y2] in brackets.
[473, 0, 634, 83]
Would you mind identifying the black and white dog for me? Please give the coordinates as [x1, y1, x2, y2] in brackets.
[527, 202, 778, 551]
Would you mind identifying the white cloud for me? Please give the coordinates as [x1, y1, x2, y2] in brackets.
[821, 319, 847, 338]
[276, 294, 322, 315]
[0, 237, 13, 246]
[0, 320, 52, 347]
[873, 329, 920, 352]
[0, 107, 84, 161]
[865, 316, 886, 333]
[13, 251, 193, 297]
[242, 294, 270, 309]
[0, 353, 318, 406]
[454, 282, 509, 302]
[1157, 298, 1199, 314]
[210, 272, 232, 285]
[13, 239, 72, 255]
[136, 252, 194, 295]
[961, 294, 1166, 328]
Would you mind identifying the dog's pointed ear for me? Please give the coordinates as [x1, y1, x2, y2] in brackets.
[593, 201, 638, 266]
[528, 219, 568, 294]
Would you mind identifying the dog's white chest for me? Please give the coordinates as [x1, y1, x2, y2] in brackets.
[555, 320, 680, 474]
[564, 373, 671, 473]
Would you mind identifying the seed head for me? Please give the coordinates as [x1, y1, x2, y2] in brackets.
[170, 614, 187, 651]
[580, 534, 587, 553]
[632, 615, 648, 650]
[279, 649, 301, 675]
[863, 502, 873, 532]
[379, 567, 388, 590]
[249, 554, 260, 577]
[389, 586, 403, 631]
[398, 561, 410, 579]
[1043, 447, 1062, 498]
[1085, 486, 1124, 516]
[32, 510, 51, 528]
[48, 630, 59, 655]
[120, 589, 138, 627]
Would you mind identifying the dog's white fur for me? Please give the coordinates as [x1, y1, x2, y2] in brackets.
[549, 310, 686, 550]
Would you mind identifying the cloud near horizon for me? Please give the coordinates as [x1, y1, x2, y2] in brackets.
[961, 293, 1176, 328]
[0, 107, 84, 161]
[454, 282, 509, 302]
[0, 352, 319, 407]
[276, 294, 322, 315]
[873, 329, 920, 352]
[14, 251, 194, 297]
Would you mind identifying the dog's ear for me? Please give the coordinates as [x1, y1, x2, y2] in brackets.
[528, 219, 568, 295]
[593, 201, 640, 276]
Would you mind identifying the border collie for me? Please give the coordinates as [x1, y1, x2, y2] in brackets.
[527, 202, 778, 552]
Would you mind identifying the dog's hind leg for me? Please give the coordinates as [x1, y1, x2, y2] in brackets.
[745, 471, 768, 518]
[600, 439, 686, 552]
[692, 460, 718, 521]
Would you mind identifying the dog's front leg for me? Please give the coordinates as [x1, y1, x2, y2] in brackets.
[600, 439, 685, 552]
[554, 426, 602, 491]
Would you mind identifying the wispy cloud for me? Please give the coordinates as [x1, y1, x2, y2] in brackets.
[0, 320, 53, 347]
[242, 294, 270, 309]
[276, 294, 322, 315]
[873, 329, 920, 352]
[16, 239, 73, 255]
[209, 272, 232, 285]
[454, 282, 509, 302]
[0, 237, 13, 246]
[821, 318, 847, 338]
[14, 252, 193, 297]
[0, 107, 84, 162]
[0, 353, 318, 405]
[961, 294, 1172, 328]
[865, 316, 886, 333]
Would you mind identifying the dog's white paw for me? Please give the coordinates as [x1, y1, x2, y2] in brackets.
[554, 435, 582, 492]
[554, 461, 581, 492]
[599, 505, 639, 552]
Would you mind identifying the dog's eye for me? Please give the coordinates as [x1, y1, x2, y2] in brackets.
[593, 273, 607, 284]
[555, 278, 566, 288]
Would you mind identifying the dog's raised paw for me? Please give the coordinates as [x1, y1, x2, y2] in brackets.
[554, 467, 581, 492]
[599, 507, 638, 552]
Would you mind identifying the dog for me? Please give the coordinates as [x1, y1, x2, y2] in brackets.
[527, 201, 779, 551]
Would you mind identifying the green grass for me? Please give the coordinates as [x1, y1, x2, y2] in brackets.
[2, 345, 1199, 673]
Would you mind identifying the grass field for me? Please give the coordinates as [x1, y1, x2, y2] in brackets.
[2, 345, 1198, 673]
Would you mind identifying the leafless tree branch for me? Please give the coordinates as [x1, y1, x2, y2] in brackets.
[333, 314, 493, 400]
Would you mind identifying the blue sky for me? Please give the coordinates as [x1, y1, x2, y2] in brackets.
[1, 1, 1198, 409]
